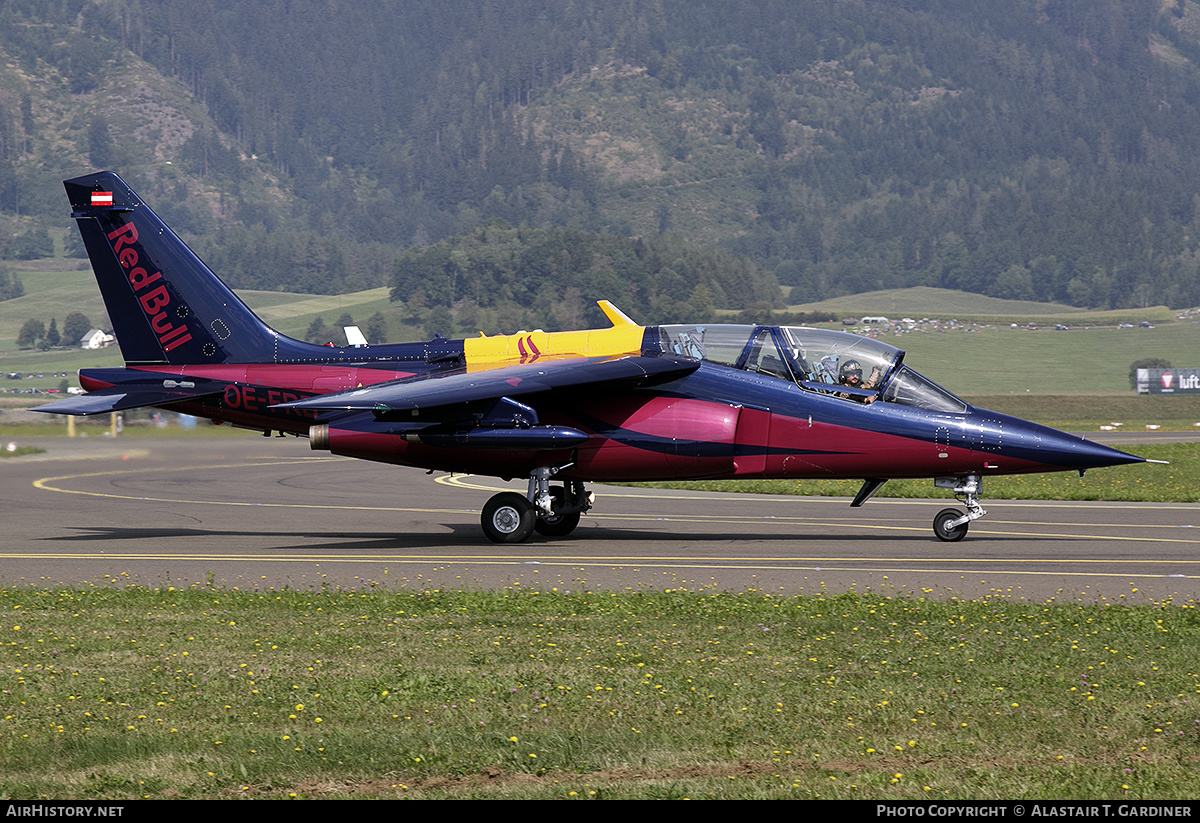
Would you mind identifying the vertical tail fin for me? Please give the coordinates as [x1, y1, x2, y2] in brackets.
[64, 171, 306, 365]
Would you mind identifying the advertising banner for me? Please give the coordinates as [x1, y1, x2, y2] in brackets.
[1136, 368, 1200, 394]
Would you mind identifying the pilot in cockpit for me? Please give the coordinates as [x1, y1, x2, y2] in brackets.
[836, 359, 882, 403]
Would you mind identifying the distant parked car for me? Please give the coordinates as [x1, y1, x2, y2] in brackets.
[1139, 321, 1155, 328]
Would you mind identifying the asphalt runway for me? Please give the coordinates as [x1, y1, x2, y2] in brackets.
[3, 434, 1199, 602]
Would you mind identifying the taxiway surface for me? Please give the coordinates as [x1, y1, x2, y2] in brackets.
[3, 434, 1198, 602]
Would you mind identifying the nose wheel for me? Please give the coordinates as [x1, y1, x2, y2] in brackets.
[933, 507, 969, 541]
[932, 475, 987, 542]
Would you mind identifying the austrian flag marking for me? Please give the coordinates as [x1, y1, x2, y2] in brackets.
[91, 191, 114, 206]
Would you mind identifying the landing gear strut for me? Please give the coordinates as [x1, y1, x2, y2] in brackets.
[480, 466, 592, 544]
[932, 475, 987, 542]
[534, 485, 584, 537]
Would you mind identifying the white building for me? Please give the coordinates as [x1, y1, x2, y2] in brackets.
[81, 329, 115, 349]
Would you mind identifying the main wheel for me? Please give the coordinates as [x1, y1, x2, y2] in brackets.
[534, 486, 581, 538]
[933, 507, 969, 542]
[482, 492, 536, 544]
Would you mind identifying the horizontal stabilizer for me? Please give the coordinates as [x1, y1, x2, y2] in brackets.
[31, 385, 223, 416]
[274, 353, 700, 413]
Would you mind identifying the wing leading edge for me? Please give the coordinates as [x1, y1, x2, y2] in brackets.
[274, 353, 700, 413]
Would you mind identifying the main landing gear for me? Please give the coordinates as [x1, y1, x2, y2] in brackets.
[480, 466, 593, 544]
[932, 475, 987, 542]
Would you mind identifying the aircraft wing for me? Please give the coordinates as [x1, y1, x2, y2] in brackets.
[274, 353, 700, 412]
[31, 381, 225, 416]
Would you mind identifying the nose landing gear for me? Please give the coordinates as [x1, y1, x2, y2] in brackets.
[932, 475, 987, 542]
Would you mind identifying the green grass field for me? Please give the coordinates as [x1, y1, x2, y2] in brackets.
[1, 585, 1197, 800]
[897, 324, 1200, 396]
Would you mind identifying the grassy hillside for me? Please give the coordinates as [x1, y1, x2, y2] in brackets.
[3, 269, 1198, 399]
[241, 288, 397, 339]
[0, 257, 416, 392]
[0, 261, 109, 350]
[784, 286, 1180, 324]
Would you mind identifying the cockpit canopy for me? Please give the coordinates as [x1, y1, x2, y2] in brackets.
[652, 324, 968, 413]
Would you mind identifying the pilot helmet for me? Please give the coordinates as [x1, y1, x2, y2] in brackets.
[840, 359, 864, 381]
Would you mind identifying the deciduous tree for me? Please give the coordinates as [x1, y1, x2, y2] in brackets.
[62, 311, 91, 346]
[16, 318, 43, 349]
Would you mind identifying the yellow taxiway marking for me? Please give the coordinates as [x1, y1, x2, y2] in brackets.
[32, 459, 478, 516]
[0, 553, 1193, 584]
[435, 475, 1200, 542]
[436, 474, 1200, 512]
[2, 549, 1199, 566]
[34, 464, 1200, 545]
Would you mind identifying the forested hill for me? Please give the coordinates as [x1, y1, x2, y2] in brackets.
[3, 0, 1200, 315]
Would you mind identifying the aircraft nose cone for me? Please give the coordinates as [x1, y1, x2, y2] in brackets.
[1044, 430, 1144, 471]
[980, 411, 1144, 472]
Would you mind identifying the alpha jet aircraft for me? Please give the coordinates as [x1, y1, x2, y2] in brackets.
[36, 171, 1145, 543]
